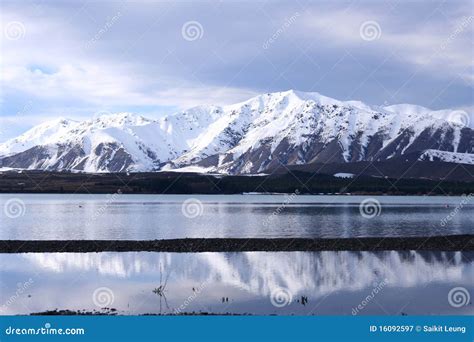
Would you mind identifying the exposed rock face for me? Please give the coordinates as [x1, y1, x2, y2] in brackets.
[0, 90, 473, 174]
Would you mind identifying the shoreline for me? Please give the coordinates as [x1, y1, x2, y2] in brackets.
[1, 170, 473, 195]
[1, 235, 472, 253]
[1, 191, 472, 196]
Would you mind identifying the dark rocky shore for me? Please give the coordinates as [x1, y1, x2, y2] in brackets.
[31, 309, 247, 316]
[1, 235, 473, 253]
[1, 169, 473, 195]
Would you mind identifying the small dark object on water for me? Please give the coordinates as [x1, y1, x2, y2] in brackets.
[153, 286, 165, 296]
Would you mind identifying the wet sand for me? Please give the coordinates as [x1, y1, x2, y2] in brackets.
[1, 234, 472, 253]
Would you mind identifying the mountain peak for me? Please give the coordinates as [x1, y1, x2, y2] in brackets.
[0, 91, 472, 173]
[90, 112, 152, 127]
[0, 117, 78, 157]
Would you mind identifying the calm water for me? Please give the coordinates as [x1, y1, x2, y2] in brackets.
[0, 251, 472, 315]
[0, 194, 472, 239]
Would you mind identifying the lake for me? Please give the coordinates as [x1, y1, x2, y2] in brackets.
[0, 251, 472, 315]
[1, 194, 472, 315]
[0, 194, 472, 240]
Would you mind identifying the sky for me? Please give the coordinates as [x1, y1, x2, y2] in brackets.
[0, 0, 473, 141]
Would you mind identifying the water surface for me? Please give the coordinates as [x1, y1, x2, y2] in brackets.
[0, 194, 472, 240]
[0, 251, 472, 315]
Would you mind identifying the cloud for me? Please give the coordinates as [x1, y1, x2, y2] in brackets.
[0, 0, 472, 143]
[300, 4, 473, 82]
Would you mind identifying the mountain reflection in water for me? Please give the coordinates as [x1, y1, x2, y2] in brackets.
[0, 251, 472, 315]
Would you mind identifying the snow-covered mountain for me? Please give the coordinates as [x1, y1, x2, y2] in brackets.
[1, 90, 473, 174]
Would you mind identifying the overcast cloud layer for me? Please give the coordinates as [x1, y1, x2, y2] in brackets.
[0, 0, 473, 141]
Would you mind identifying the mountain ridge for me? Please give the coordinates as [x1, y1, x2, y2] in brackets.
[1, 90, 473, 176]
